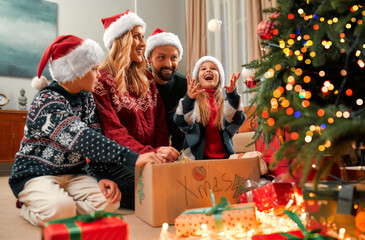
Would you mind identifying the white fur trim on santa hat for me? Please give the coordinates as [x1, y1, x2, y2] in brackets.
[145, 32, 183, 60]
[49, 39, 104, 83]
[31, 76, 48, 90]
[103, 12, 146, 49]
[192, 56, 225, 87]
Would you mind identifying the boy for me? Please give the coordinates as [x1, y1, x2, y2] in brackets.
[9, 35, 165, 226]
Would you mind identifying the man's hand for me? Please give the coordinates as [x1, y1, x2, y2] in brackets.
[135, 152, 166, 167]
[157, 146, 179, 162]
[98, 179, 121, 204]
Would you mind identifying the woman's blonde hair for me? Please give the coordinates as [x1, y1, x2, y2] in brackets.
[196, 77, 224, 130]
[99, 30, 148, 98]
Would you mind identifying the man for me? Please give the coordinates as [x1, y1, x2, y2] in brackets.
[145, 28, 187, 151]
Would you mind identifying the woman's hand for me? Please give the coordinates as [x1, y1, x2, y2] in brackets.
[135, 152, 166, 167]
[98, 179, 121, 204]
[157, 146, 180, 162]
[224, 72, 240, 93]
[186, 75, 205, 99]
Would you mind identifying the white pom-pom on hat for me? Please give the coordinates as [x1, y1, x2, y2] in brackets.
[31, 76, 48, 90]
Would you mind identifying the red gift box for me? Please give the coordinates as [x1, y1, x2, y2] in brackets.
[252, 230, 336, 240]
[252, 210, 336, 240]
[239, 183, 295, 211]
[42, 211, 128, 240]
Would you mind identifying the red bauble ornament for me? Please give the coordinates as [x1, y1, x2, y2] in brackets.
[270, 11, 280, 20]
[257, 20, 275, 40]
[245, 75, 260, 88]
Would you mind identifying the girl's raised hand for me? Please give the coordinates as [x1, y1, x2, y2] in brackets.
[224, 72, 241, 93]
[186, 75, 205, 99]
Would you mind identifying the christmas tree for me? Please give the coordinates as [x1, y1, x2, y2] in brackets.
[244, 0, 365, 185]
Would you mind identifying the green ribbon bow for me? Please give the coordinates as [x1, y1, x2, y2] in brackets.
[282, 210, 334, 240]
[182, 190, 254, 231]
[43, 211, 123, 240]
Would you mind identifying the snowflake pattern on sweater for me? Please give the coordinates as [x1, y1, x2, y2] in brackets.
[9, 81, 138, 198]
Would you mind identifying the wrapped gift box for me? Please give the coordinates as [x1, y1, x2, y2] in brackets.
[303, 182, 365, 239]
[175, 201, 256, 237]
[42, 211, 128, 240]
[239, 183, 295, 211]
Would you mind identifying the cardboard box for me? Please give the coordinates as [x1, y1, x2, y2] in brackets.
[135, 157, 260, 226]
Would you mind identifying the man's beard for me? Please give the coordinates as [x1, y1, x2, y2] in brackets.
[152, 66, 176, 82]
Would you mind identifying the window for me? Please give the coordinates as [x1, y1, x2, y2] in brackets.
[207, 0, 249, 105]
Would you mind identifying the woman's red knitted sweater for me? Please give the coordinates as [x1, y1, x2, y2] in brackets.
[92, 68, 169, 154]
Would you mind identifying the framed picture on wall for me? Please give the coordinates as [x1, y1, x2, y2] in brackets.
[0, 0, 57, 79]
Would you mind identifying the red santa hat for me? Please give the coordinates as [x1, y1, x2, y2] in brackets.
[101, 9, 146, 49]
[33, 35, 104, 89]
[192, 56, 225, 87]
[145, 28, 183, 60]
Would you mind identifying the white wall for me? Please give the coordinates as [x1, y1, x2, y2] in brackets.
[0, 0, 186, 110]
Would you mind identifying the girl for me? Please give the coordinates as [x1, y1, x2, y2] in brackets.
[174, 56, 245, 160]
[90, 10, 179, 209]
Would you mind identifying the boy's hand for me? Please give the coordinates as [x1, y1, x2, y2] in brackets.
[224, 72, 240, 93]
[186, 75, 205, 99]
[98, 179, 121, 204]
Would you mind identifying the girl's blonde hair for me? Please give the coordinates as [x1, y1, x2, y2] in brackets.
[196, 75, 224, 130]
[99, 30, 148, 98]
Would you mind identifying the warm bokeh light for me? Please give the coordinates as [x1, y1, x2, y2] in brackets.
[305, 59, 312, 65]
[306, 131, 313, 137]
[291, 132, 299, 140]
[303, 76, 311, 83]
[317, 109, 325, 117]
[287, 76, 295, 84]
[273, 89, 282, 98]
[336, 111, 343, 118]
[324, 140, 331, 148]
[321, 86, 328, 93]
[340, 69, 347, 76]
[313, 24, 319, 30]
[343, 111, 350, 119]
[286, 84, 293, 91]
[262, 111, 269, 118]
[288, 13, 294, 20]
[358, 60, 365, 68]
[302, 100, 310, 107]
[318, 145, 325, 151]
[281, 99, 290, 108]
[319, 71, 325, 77]
[357, 99, 363, 106]
[346, 89, 353, 96]
[328, 117, 334, 124]
[267, 118, 275, 126]
[295, 68, 303, 76]
[304, 91, 312, 99]
[305, 135, 312, 143]
[286, 107, 294, 115]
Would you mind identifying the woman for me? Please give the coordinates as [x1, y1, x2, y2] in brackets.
[90, 10, 179, 209]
